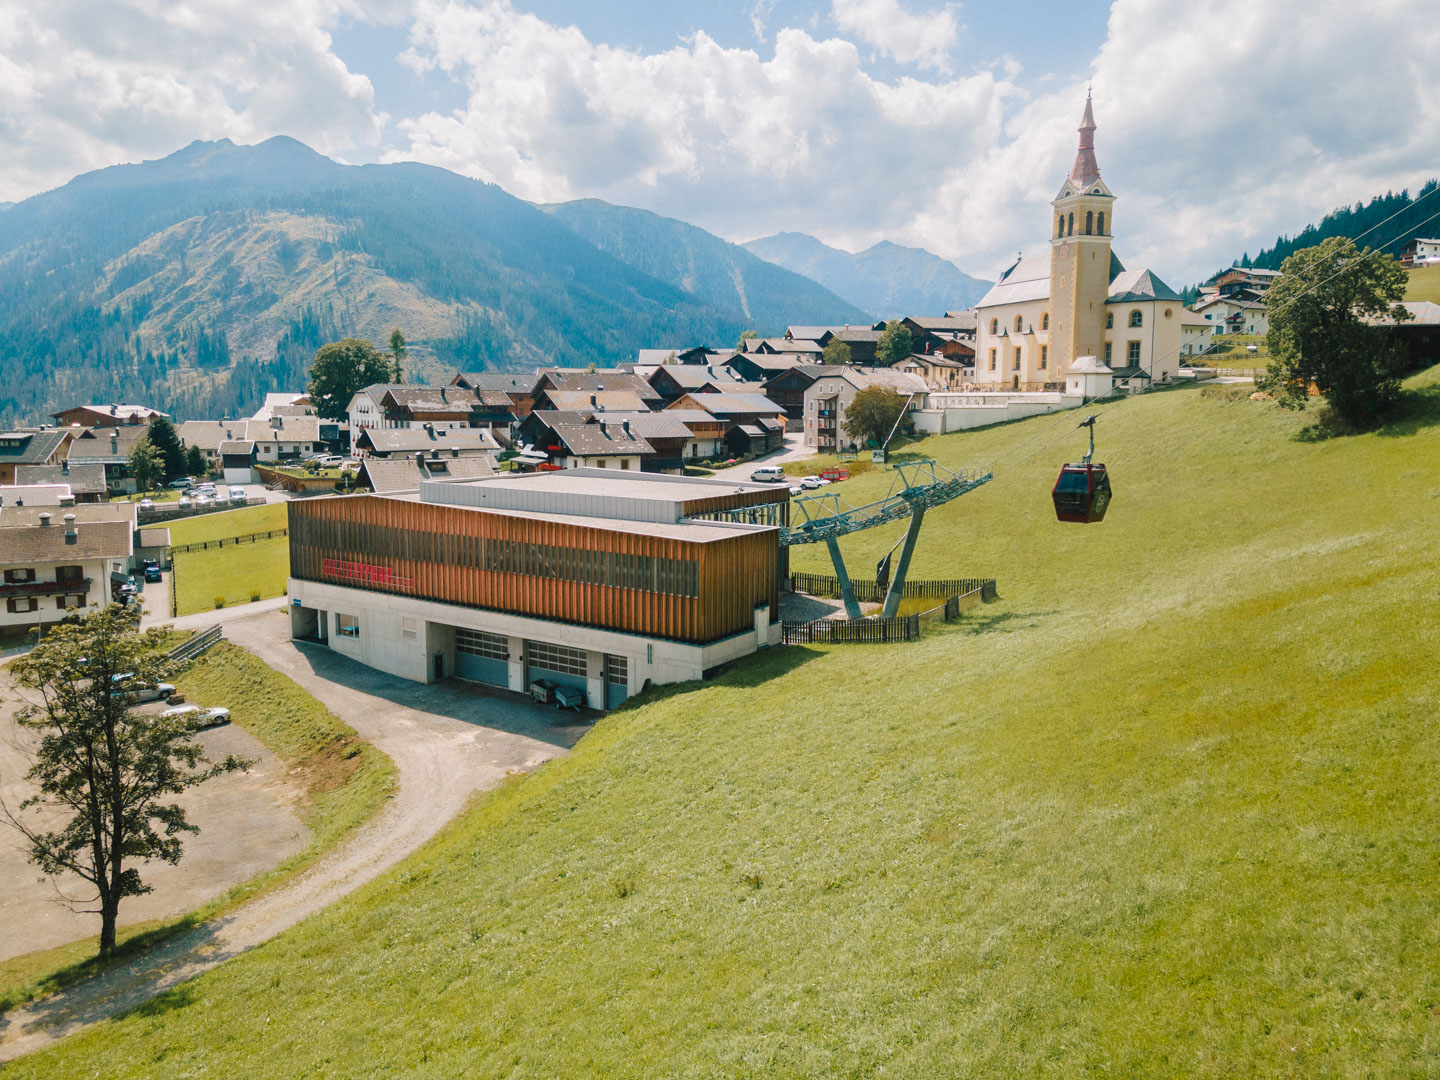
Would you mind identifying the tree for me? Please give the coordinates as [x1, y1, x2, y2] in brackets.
[388, 328, 407, 381]
[874, 321, 914, 367]
[146, 417, 186, 482]
[307, 338, 397, 421]
[2, 607, 249, 956]
[736, 329, 759, 351]
[822, 339, 852, 365]
[185, 445, 207, 478]
[1261, 237, 1412, 426]
[128, 438, 163, 493]
[843, 386, 908, 448]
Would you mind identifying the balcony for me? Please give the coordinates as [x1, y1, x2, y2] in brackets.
[0, 577, 91, 598]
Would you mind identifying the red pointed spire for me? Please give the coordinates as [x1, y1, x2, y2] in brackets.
[1070, 91, 1100, 187]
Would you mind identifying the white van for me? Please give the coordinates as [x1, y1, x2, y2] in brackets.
[749, 466, 786, 483]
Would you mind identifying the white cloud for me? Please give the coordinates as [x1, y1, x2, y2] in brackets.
[0, 0, 386, 202]
[393, 0, 1011, 249]
[830, 0, 958, 72]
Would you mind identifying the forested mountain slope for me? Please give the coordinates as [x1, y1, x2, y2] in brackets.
[0, 140, 843, 425]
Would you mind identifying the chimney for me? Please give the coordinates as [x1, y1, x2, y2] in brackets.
[622, 421, 631, 436]
[64, 513, 77, 544]
[599, 420, 608, 437]
[425, 423, 435, 439]
[415, 452, 425, 466]
[590, 394, 597, 407]
[61, 460, 69, 476]
[110, 435, 117, 454]
[59, 494, 75, 507]
[39, 512, 51, 526]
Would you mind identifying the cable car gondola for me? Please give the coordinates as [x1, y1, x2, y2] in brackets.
[1052, 415, 1112, 523]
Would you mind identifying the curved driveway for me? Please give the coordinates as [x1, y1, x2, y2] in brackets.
[0, 608, 586, 1062]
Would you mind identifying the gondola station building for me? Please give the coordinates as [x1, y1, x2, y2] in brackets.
[287, 470, 787, 709]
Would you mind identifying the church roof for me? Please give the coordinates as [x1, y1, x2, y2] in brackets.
[1106, 268, 1183, 304]
[976, 256, 1051, 308]
[1070, 93, 1101, 188]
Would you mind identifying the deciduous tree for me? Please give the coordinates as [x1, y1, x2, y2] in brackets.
[2, 607, 249, 957]
[128, 438, 163, 493]
[874, 321, 914, 367]
[1262, 238, 1411, 425]
[307, 339, 396, 421]
[842, 386, 908, 448]
[822, 339, 852, 365]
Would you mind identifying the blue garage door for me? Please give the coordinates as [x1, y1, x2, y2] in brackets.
[526, 640, 589, 696]
[604, 654, 629, 710]
[455, 628, 510, 687]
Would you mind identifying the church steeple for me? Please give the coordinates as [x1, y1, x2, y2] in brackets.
[1070, 91, 1100, 187]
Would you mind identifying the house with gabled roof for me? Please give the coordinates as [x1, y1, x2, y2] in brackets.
[0, 430, 70, 485]
[51, 404, 167, 428]
[802, 368, 929, 451]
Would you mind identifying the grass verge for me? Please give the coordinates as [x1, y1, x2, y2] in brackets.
[0, 641, 394, 1014]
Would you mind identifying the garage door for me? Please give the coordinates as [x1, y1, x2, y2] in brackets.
[525, 639, 589, 695]
[604, 654, 629, 710]
[454, 628, 510, 687]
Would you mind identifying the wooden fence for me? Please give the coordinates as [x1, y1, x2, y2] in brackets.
[781, 580, 993, 645]
[789, 572, 997, 603]
[168, 528, 288, 556]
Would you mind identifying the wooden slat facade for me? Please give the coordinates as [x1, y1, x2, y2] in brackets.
[289, 496, 777, 645]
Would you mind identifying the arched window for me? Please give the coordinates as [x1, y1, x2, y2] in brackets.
[1057, 214, 1064, 238]
[1014, 315, 1024, 333]
[1106, 312, 1114, 329]
[1041, 312, 1049, 330]
[1097, 211, 1106, 235]
[989, 318, 998, 335]
[1129, 310, 1143, 328]
[1085, 211, 1093, 235]
[1067, 212, 1074, 236]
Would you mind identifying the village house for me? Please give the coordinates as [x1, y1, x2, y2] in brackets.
[1192, 294, 1269, 338]
[451, 372, 544, 419]
[0, 511, 134, 635]
[353, 425, 501, 460]
[802, 369, 929, 451]
[50, 404, 167, 428]
[891, 354, 972, 392]
[0, 429, 70, 485]
[66, 426, 150, 492]
[359, 453, 497, 494]
[760, 365, 829, 423]
[14, 463, 108, 503]
[646, 365, 751, 404]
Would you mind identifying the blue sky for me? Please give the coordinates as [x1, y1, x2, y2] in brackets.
[1, 0, 1436, 286]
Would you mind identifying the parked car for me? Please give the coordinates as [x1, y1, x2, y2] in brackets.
[161, 705, 231, 730]
[788, 485, 804, 496]
[138, 498, 154, 509]
[750, 466, 786, 483]
[143, 563, 162, 583]
[799, 476, 831, 490]
[316, 454, 345, 467]
[178, 495, 191, 507]
[228, 486, 247, 502]
[168, 477, 194, 490]
[113, 674, 177, 704]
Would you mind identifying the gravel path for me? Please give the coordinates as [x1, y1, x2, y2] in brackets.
[0, 609, 586, 1062]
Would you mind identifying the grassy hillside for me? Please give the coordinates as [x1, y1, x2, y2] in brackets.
[13, 373, 1440, 1076]
[1406, 263, 1440, 303]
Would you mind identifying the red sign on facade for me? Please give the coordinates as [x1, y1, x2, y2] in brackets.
[321, 558, 414, 590]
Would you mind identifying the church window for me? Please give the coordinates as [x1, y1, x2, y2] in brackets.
[1104, 343, 1113, 363]
[1128, 341, 1142, 365]
[1039, 345, 1048, 370]
[1129, 310, 1143, 328]
[1041, 312, 1049, 330]
[1057, 215, 1063, 238]
[1014, 315, 1024, 333]
[1097, 212, 1106, 235]
[1013, 347, 1022, 370]
[988, 349, 997, 371]
[989, 318, 998, 335]
[1085, 211, 1093, 235]
[1067, 212, 1074, 236]
[1105, 312, 1114, 329]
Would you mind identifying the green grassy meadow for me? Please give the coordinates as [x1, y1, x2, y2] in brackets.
[1406, 263, 1440, 303]
[12, 373, 1440, 1076]
[169, 503, 290, 615]
[0, 642, 394, 1013]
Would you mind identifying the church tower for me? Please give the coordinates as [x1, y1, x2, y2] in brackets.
[1048, 93, 1115, 372]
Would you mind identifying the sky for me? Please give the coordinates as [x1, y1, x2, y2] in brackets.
[0, 0, 1436, 286]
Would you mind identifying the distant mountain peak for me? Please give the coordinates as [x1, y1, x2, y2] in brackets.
[742, 232, 990, 319]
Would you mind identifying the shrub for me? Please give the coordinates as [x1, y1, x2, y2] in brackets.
[213, 595, 226, 609]
[249, 590, 261, 603]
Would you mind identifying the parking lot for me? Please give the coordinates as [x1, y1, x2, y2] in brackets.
[0, 690, 309, 962]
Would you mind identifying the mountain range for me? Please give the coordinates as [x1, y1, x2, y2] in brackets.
[743, 232, 990, 319]
[0, 138, 971, 425]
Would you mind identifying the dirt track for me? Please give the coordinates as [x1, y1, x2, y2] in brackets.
[0, 609, 585, 1062]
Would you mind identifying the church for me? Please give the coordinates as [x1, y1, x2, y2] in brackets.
[972, 95, 1184, 392]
